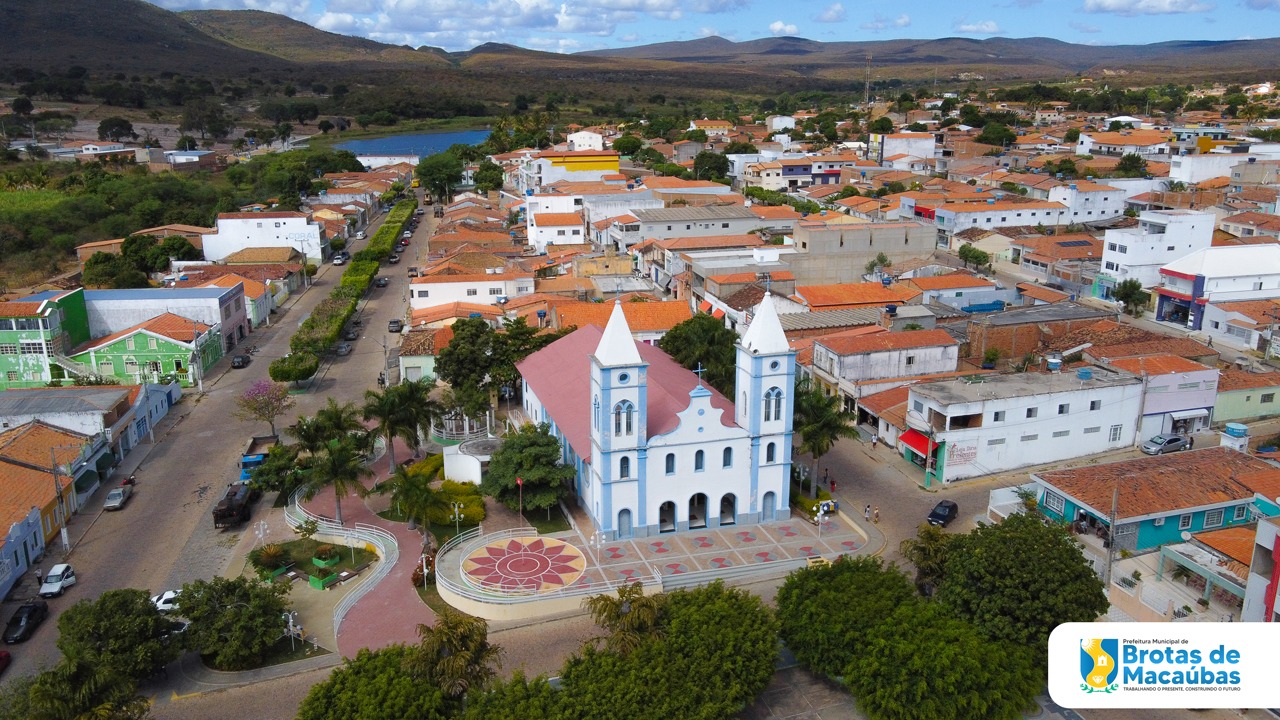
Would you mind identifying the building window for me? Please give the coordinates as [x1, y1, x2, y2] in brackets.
[5, 371, 16, 382]
[466, 289, 478, 296]
[987, 438, 1005, 445]
[417, 290, 430, 298]
[19, 341, 43, 355]
[1084, 426, 1101, 434]
[126, 338, 135, 350]
[619, 456, 631, 479]
[766, 442, 776, 463]
[1053, 430, 1070, 437]
[1178, 514, 1192, 530]
[665, 453, 675, 475]
[764, 387, 783, 421]
[1044, 492, 1065, 514]
[0, 344, 15, 355]
[695, 450, 705, 472]
[613, 400, 634, 436]
[1178, 382, 1200, 390]
[906, 355, 916, 366]
[913, 400, 923, 413]
[148, 337, 158, 350]
[1026, 407, 1038, 419]
[722, 447, 732, 468]
[489, 288, 502, 295]
[1204, 508, 1224, 529]
[993, 410, 1005, 422]
[1108, 424, 1123, 442]
[1058, 403, 1069, 415]
[1234, 505, 1248, 521]
[1021, 434, 1038, 442]
[1090, 400, 1101, 411]
[1263, 393, 1275, 404]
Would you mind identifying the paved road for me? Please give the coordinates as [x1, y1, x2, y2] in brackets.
[0, 199, 426, 684]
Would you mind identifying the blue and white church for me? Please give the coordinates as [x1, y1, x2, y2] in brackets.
[517, 294, 795, 539]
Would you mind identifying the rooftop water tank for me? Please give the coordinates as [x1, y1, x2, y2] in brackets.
[1077, 367, 1093, 381]
[885, 304, 897, 316]
[881, 276, 893, 288]
[1047, 353, 1063, 371]
[1225, 423, 1248, 438]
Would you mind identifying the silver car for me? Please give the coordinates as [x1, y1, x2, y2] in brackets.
[335, 342, 353, 356]
[1141, 434, 1191, 455]
[103, 485, 132, 511]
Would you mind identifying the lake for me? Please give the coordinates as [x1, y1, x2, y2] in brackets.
[334, 129, 491, 158]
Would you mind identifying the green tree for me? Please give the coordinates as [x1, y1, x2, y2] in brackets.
[656, 313, 737, 396]
[844, 602, 1041, 720]
[377, 464, 440, 531]
[482, 422, 573, 518]
[247, 442, 304, 496]
[436, 317, 498, 397]
[935, 512, 1108, 670]
[268, 352, 319, 386]
[363, 385, 417, 473]
[957, 243, 991, 270]
[179, 576, 290, 671]
[898, 522, 953, 596]
[97, 117, 137, 142]
[611, 134, 643, 155]
[55, 588, 183, 683]
[1112, 278, 1149, 316]
[1116, 152, 1148, 177]
[417, 152, 464, 203]
[299, 430, 371, 526]
[775, 556, 916, 677]
[975, 123, 1016, 147]
[1063, 127, 1080, 144]
[722, 140, 758, 154]
[837, 185, 861, 199]
[316, 119, 334, 135]
[233, 379, 294, 436]
[792, 377, 858, 499]
[10, 95, 34, 116]
[473, 160, 504, 194]
[297, 645, 448, 720]
[0, 674, 35, 719]
[864, 251, 892, 274]
[28, 656, 149, 720]
[490, 317, 564, 398]
[461, 671, 561, 720]
[680, 128, 708, 143]
[407, 608, 503, 701]
[692, 150, 729, 180]
[581, 581, 665, 656]
[868, 116, 894, 133]
[175, 134, 199, 151]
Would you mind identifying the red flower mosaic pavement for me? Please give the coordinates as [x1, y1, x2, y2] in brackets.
[462, 537, 585, 594]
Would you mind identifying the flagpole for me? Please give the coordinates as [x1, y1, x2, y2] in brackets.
[517, 476, 524, 526]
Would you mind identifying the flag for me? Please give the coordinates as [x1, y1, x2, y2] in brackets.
[516, 476, 523, 486]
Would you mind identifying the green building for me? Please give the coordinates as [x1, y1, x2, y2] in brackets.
[0, 289, 92, 389]
[68, 312, 223, 388]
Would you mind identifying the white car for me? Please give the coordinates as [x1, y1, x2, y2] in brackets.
[39, 564, 77, 598]
[151, 590, 181, 613]
[402, 231, 411, 239]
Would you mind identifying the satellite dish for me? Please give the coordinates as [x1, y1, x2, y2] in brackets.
[1180, 531, 1192, 541]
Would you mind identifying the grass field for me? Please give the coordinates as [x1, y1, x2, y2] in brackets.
[0, 189, 66, 214]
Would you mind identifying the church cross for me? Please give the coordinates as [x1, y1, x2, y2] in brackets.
[693, 363, 707, 382]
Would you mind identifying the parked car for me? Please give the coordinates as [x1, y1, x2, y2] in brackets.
[230, 355, 251, 369]
[335, 342, 353, 356]
[3, 601, 48, 643]
[927, 500, 959, 528]
[374, 277, 389, 288]
[407, 266, 420, 278]
[103, 485, 132, 511]
[342, 328, 359, 341]
[388, 319, 404, 333]
[355, 231, 366, 240]
[1141, 434, 1192, 455]
[416, 208, 425, 216]
[0, 649, 11, 675]
[151, 590, 181, 613]
[402, 230, 412, 239]
[39, 564, 77, 598]
[332, 256, 346, 266]
[388, 254, 401, 264]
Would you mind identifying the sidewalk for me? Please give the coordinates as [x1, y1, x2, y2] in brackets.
[146, 647, 341, 705]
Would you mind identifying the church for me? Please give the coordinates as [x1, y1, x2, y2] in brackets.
[517, 295, 796, 540]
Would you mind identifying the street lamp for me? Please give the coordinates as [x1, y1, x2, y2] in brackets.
[588, 531, 606, 571]
[49, 443, 89, 553]
[364, 335, 389, 379]
[282, 610, 300, 651]
[450, 502, 464, 538]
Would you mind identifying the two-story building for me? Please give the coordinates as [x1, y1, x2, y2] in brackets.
[0, 289, 92, 389]
[408, 270, 535, 310]
[516, 150, 621, 194]
[527, 212, 585, 254]
[932, 200, 1069, 247]
[630, 206, 762, 244]
[1107, 355, 1218, 436]
[1076, 130, 1171, 158]
[809, 329, 959, 405]
[1155, 245, 1280, 330]
[67, 313, 221, 388]
[201, 212, 329, 264]
[868, 132, 935, 165]
[903, 366, 1143, 486]
[0, 383, 180, 463]
[1095, 209, 1214, 300]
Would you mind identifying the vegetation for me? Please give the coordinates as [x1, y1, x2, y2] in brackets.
[898, 522, 953, 596]
[233, 380, 294, 436]
[179, 576, 291, 671]
[656, 313, 738, 397]
[581, 582, 665, 656]
[1113, 278, 1150, 316]
[957, 243, 991, 270]
[290, 400, 373, 525]
[436, 317, 566, 412]
[482, 422, 574, 519]
[792, 377, 859, 499]
[297, 645, 449, 720]
[55, 588, 184, 684]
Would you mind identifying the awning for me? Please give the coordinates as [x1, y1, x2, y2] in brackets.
[698, 300, 712, 313]
[711, 308, 725, 319]
[899, 428, 933, 457]
[1169, 408, 1210, 421]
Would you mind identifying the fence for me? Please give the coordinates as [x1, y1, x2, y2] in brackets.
[285, 489, 400, 638]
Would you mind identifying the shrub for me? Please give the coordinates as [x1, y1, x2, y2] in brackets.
[314, 544, 339, 561]
[406, 454, 444, 480]
[250, 543, 288, 570]
[428, 480, 486, 525]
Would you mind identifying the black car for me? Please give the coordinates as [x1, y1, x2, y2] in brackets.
[927, 500, 959, 527]
[342, 328, 359, 341]
[4, 601, 48, 643]
[374, 277, 389, 288]
[230, 355, 251, 369]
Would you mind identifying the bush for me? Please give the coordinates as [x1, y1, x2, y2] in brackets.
[428, 480, 486, 525]
[314, 544, 339, 561]
[406, 454, 444, 480]
[250, 543, 288, 570]
[269, 352, 320, 384]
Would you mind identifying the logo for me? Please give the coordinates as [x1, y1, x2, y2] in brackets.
[1080, 638, 1119, 693]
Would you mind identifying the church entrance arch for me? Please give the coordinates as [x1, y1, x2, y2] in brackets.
[762, 491, 777, 521]
[659, 501, 676, 533]
[719, 494, 737, 526]
[617, 509, 633, 539]
[689, 493, 708, 529]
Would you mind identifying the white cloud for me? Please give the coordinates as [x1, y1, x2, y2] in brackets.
[769, 20, 799, 35]
[953, 19, 1002, 33]
[619, 32, 639, 42]
[861, 13, 910, 31]
[1082, 0, 1213, 15]
[1069, 21, 1102, 32]
[815, 3, 845, 22]
[698, 26, 719, 36]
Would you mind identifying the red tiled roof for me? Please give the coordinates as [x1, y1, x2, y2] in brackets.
[1108, 354, 1211, 376]
[76, 312, 211, 352]
[0, 302, 46, 318]
[1016, 283, 1070, 303]
[795, 282, 921, 309]
[1217, 368, 1280, 392]
[408, 302, 502, 327]
[817, 328, 956, 355]
[555, 301, 692, 333]
[905, 274, 995, 291]
[533, 212, 584, 226]
[1193, 524, 1257, 567]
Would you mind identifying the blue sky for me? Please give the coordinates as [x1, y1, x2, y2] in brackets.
[146, 0, 1280, 53]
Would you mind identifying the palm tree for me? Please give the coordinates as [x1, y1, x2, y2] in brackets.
[899, 523, 953, 597]
[314, 398, 367, 441]
[379, 465, 440, 530]
[28, 656, 145, 720]
[300, 435, 371, 526]
[409, 608, 503, 699]
[581, 581, 665, 656]
[398, 378, 443, 455]
[363, 386, 416, 473]
[792, 377, 859, 499]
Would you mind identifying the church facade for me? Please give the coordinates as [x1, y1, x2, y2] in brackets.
[517, 296, 795, 540]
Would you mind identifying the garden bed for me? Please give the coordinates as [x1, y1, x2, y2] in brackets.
[253, 538, 378, 579]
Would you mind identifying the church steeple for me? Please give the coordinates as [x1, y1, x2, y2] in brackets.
[740, 292, 789, 356]
[593, 300, 642, 367]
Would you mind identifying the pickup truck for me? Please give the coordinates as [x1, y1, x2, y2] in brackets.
[212, 483, 253, 528]
[239, 436, 277, 483]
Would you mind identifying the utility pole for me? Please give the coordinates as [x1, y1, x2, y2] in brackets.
[191, 319, 204, 393]
[863, 53, 873, 107]
[1102, 483, 1119, 588]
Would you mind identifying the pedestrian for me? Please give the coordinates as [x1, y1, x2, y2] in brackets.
[1207, 337, 1213, 348]
[874, 506, 880, 524]
[864, 504, 871, 521]
[871, 433, 879, 449]
[823, 468, 830, 490]
[33, 567, 41, 586]
[830, 478, 837, 493]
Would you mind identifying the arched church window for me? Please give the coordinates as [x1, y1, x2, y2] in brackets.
[764, 387, 783, 422]
[613, 400, 634, 436]
[619, 456, 631, 478]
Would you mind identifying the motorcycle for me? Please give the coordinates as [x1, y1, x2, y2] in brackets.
[123, 473, 136, 486]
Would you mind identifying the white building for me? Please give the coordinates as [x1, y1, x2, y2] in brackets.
[1096, 209, 1214, 299]
[408, 271, 534, 310]
[810, 329, 959, 406]
[354, 154, 420, 170]
[1108, 355, 1219, 436]
[631, 206, 763, 243]
[527, 211, 585, 253]
[1047, 180, 1126, 223]
[1155, 245, 1280, 331]
[517, 296, 795, 538]
[765, 115, 797, 133]
[902, 366, 1143, 485]
[1169, 153, 1254, 185]
[567, 131, 605, 152]
[933, 200, 1069, 245]
[201, 212, 328, 264]
[867, 133, 935, 165]
[1076, 130, 1171, 158]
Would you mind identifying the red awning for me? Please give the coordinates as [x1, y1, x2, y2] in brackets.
[698, 300, 712, 313]
[711, 308, 725, 319]
[899, 428, 932, 456]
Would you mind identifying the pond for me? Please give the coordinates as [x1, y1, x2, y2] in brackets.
[335, 129, 491, 158]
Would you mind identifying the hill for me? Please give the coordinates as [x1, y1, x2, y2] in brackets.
[181, 10, 452, 67]
[0, 0, 293, 76]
